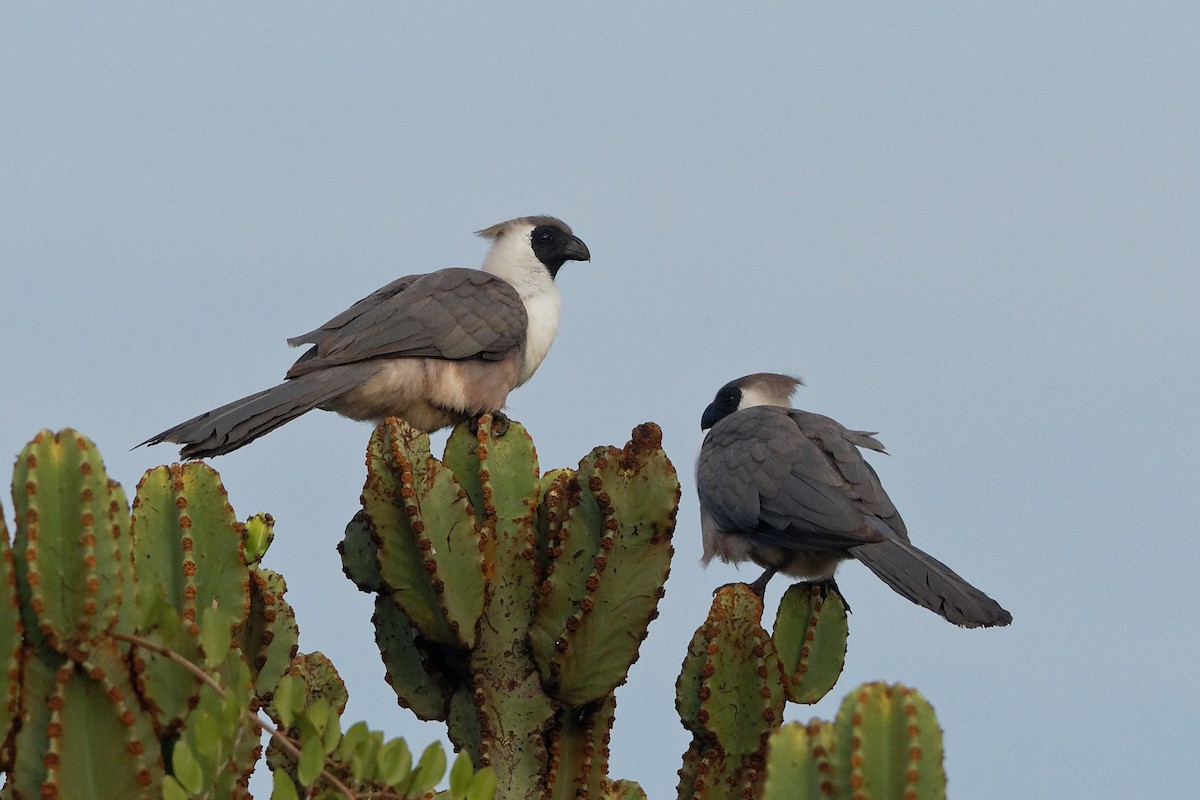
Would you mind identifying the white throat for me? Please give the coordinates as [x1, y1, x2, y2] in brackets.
[479, 224, 562, 385]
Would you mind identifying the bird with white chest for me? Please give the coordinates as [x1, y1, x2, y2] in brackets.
[696, 372, 1012, 628]
[142, 216, 590, 459]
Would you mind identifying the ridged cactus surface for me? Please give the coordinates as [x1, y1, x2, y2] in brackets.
[2, 428, 470, 799]
[763, 682, 947, 800]
[342, 415, 680, 800]
[676, 578, 948, 800]
[771, 583, 849, 705]
[676, 584, 785, 800]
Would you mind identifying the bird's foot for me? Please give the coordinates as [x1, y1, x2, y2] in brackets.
[490, 411, 510, 436]
[469, 411, 510, 438]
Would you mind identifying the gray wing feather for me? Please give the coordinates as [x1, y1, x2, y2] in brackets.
[850, 537, 1013, 628]
[286, 268, 526, 378]
[698, 407, 890, 550]
[139, 364, 377, 459]
[287, 275, 422, 346]
[789, 410, 908, 540]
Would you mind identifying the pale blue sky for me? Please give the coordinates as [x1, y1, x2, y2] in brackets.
[3, 4, 1198, 798]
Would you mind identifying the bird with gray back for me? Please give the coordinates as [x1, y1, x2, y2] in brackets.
[696, 373, 1012, 628]
[141, 216, 590, 459]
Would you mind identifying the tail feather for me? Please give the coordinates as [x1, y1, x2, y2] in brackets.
[139, 367, 371, 459]
[849, 538, 1012, 628]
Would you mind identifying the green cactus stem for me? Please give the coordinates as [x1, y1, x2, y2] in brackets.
[444, 414, 551, 790]
[130, 462, 249, 629]
[762, 682, 947, 800]
[362, 418, 486, 650]
[0, 501, 22, 754]
[10, 429, 130, 653]
[129, 462, 252, 738]
[3, 428, 460, 799]
[343, 415, 677, 800]
[676, 583, 787, 800]
[771, 582, 848, 704]
[239, 566, 300, 699]
[531, 425, 678, 707]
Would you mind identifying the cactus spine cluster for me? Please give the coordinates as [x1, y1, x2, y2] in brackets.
[341, 415, 680, 800]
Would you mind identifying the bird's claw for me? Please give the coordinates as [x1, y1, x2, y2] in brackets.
[469, 411, 511, 438]
[809, 578, 852, 613]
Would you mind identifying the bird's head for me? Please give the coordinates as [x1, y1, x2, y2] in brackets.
[700, 373, 803, 430]
[477, 216, 590, 282]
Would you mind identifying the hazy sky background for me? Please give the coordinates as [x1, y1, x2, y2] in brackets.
[3, 4, 1198, 798]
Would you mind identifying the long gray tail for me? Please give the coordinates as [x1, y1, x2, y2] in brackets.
[139, 366, 373, 459]
[849, 538, 1013, 628]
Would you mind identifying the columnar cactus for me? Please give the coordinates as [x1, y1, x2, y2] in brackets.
[8, 429, 163, 798]
[341, 415, 681, 800]
[675, 585, 786, 800]
[676, 579, 948, 800]
[763, 682, 947, 800]
[1, 429, 470, 800]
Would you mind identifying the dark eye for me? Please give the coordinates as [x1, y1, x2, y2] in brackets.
[537, 231, 554, 243]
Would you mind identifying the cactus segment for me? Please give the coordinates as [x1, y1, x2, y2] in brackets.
[281, 651, 350, 718]
[372, 595, 451, 721]
[20, 639, 162, 800]
[673, 619, 708, 800]
[0, 503, 23, 747]
[603, 779, 649, 800]
[545, 692, 617, 800]
[440, 419, 485, 523]
[833, 682, 946, 800]
[528, 452, 604, 676]
[445, 417, 558, 793]
[129, 602, 208, 735]
[242, 512, 274, 567]
[339, 510, 385, 593]
[344, 417, 680, 797]
[761, 683, 947, 800]
[445, 415, 541, 642]
[699, 585, 786, 757]
[362, 419, 484, 649]
[109, 479, 137, 635]
[239, 567, 300, 699]
[130, 463, 249, 629]
[772, 583, 848, 705]
[446, 684, 485, 759]
[9, 643, 58, 796]
[10, 429, 128, 652]
[676, 584, 787, 800]
[761, 721, 836, 800]
[531, 424, 679, 706]
[130, 462, 251, 735]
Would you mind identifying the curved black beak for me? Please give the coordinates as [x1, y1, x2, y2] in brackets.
[562, 235, 591, 263]
[700, 402, 721, 431]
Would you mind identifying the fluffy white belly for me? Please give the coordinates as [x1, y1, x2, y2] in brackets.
[519, 290, 561, 385]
